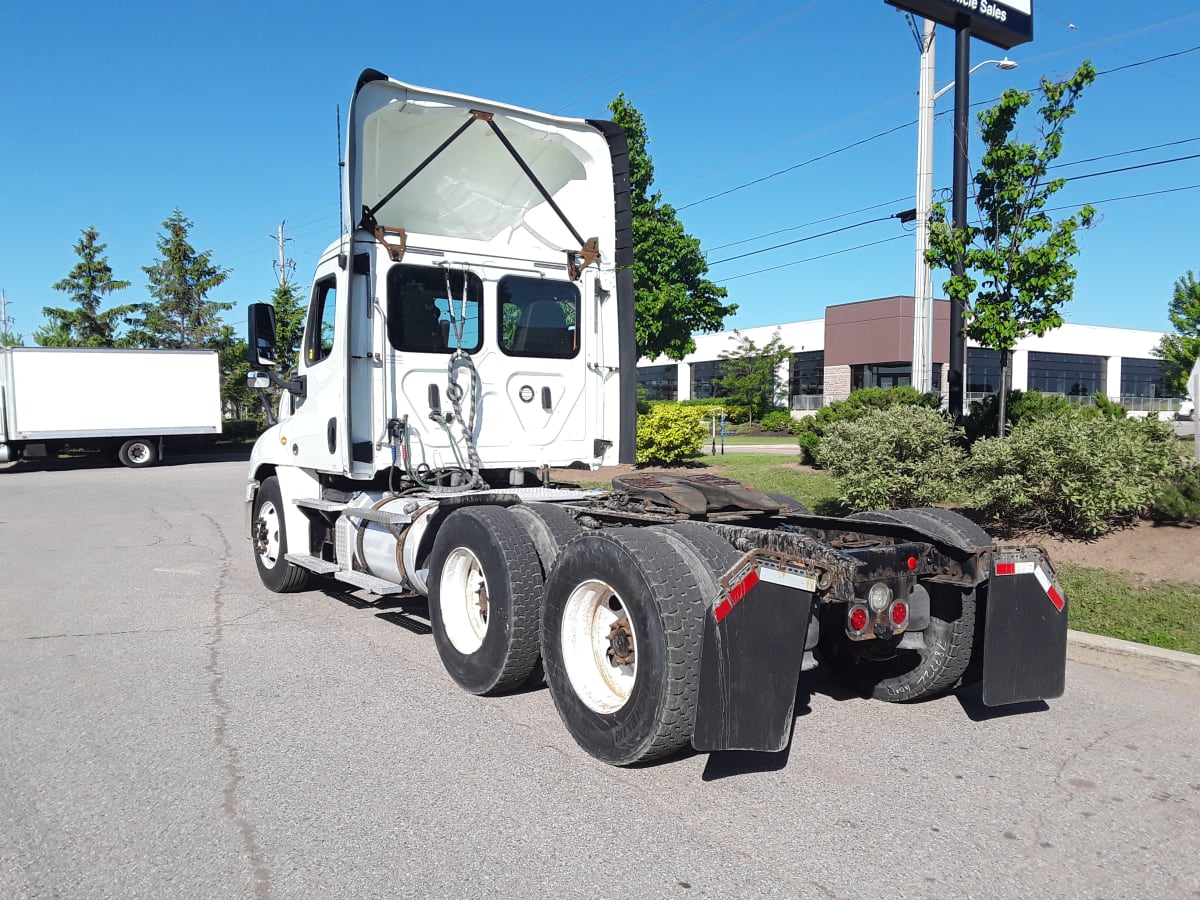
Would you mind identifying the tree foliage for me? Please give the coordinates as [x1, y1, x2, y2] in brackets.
[35, 227, 134, 347]
[1152, 270, 1200, 396]
[270, 279, 308, 375]
[136, 209, 231, 349]
[717, 330, 791, 422]
[927, 61, 1097, 434]
[608, 94, 735, 361]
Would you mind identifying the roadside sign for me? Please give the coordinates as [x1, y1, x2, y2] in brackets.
[885, 0, 1034, 50]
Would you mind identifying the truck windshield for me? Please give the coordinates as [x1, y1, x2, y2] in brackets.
[386, 265, 482, 353]
[498, 275, 580, 359]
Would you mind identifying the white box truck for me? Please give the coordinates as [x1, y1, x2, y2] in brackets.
[0, 347, 222, 468]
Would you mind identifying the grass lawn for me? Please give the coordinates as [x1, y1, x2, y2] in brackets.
[712, 435, 797, 445]
[1060, 565, 1200, 654]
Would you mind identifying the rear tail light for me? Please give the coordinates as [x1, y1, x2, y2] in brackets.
[848, 604, 869, 635]
[890, 601, 908, 627]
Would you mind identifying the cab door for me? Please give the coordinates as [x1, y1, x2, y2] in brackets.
[286, 255, 345, 474]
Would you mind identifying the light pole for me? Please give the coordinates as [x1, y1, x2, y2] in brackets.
[910, 19, 1015, 396]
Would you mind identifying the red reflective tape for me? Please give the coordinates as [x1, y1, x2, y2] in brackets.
[713, 599, 733, 623]
[729, 569, 759, 605]
[1047, 584, 1065, 612]
[995, 562, 1016, 576]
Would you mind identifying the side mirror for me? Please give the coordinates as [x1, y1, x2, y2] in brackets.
[247, 303, 278, 367]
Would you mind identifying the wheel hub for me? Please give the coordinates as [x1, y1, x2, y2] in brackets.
[606, 618, 635, 666]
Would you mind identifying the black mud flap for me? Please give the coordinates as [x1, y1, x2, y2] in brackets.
[693, 567, 812, 753]
[981, 551, 1069, 706]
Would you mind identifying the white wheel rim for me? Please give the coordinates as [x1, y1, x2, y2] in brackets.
[256, 500, 281, 567]
[561, 579, 638, 714]
[128, 443, 149, 463]
[440, 547, 489, 654]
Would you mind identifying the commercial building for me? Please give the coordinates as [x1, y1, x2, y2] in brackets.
[637, 296, 1176, 414]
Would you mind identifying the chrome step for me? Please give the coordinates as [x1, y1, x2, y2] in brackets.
[333, 569, 411, 595]
[293, 498, 347, 513]
[284, 552, 339, 574]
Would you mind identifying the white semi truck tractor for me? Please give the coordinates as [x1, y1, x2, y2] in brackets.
[244, 70, 1069, 766]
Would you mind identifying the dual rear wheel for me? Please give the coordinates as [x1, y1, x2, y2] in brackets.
[427, 509, 727, 765]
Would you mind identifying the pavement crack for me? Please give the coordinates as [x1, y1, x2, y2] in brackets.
[201, 511, 273, 900]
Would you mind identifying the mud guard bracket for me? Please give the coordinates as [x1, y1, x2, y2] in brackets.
[693, 568, 812, 753]
[981, 550, 1068, 706]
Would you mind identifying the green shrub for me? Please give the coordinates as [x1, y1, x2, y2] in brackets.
[814, 406, 966, 511]
[758, 409, 794, 432]
[635, 403, 707, 465]
[1148, 462, 1200, 524]
[222, 419, 265, 440]
[966, 410, 1179, 537]
[963, 389, 1074, 442]
[795, 387, 941, 463]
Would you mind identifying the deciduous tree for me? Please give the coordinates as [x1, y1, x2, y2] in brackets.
[608, 94, 735, 360]
[927, 61, 1097, 436]
[717, 330, 791, 423]
[1152, 270, 1200, 396]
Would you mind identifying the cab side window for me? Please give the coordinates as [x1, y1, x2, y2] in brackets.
[305, 277, 337, 365]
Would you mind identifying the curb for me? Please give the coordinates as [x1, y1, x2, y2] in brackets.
[1067, 629, 1200, 687]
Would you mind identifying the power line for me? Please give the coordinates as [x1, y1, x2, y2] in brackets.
[713, 179, 1200, 284]
[716, 234, 910, 283]
[672, 42, 1200, 213]
[1053, 137, 1200, 170]
[1096, 45, 1200, 77]
[1063, 153, 1200, 184]
[677, 120, 913, 211]
[535, 0, 721, 107]
[637, 2, 819, 97]
[706, 195, 910, 252]
[708, 216, 897, 266]
[552, 0, 764, 112]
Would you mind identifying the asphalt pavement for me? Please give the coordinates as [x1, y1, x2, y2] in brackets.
[1, 458, 1197, 899]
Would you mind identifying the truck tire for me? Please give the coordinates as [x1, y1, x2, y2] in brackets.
[509, 502, 581, 576]
[118, 438, 159, 468]
[251, 476, 312, 593]
[848, 507, 991, 550]
[820, 583, 977, 703]
[427, 506, 543, 695]
[541, 528, 707, 766]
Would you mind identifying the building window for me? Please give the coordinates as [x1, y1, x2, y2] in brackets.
[691, 360, 730, 400]
[1028, 351, 1104, 396]
[790, 351, 824, 397]
[967, 348, 1001, 394]
[637, 364, 678, 401]
[1121, 357, 1172, 398]
[850, 362, 912, 391]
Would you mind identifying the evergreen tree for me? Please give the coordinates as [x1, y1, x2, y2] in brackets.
[137, 209, 232, 348]
[35, 227, 134, 347]
[608, 94, 735, 361]
[269, 279, 308, 375]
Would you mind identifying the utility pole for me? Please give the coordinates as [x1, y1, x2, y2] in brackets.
[270, 221, 295, 287]
[911, 17, 936, 396]
[1, 289, 13, 345]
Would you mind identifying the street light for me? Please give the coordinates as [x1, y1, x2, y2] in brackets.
[910, 18, 1016, 396]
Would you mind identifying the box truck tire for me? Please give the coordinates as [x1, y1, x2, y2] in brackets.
[118, 438, 159, 469]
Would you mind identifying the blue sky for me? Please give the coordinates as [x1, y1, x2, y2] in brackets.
[1, 1, 1197, 343]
